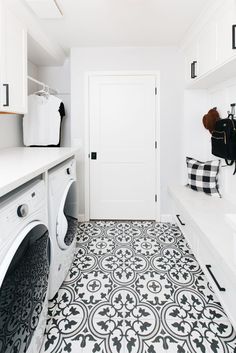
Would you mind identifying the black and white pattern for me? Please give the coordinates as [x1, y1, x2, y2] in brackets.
[43, 221, 236, 353]
[0, 230, 49, 353]
[186, 157, 221, 197]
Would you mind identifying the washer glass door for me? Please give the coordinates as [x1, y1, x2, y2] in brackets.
[57, 180, 78, 250]
[0, 223, 49, 353]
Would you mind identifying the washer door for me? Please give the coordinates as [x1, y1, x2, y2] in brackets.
[56, 180, 78, 250]
[0, 222, 49, 353]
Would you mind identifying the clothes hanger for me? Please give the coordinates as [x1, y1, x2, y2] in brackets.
[34, 84, 50, 98]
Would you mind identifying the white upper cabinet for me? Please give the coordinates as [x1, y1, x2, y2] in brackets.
[197, 19, 217, 77]
[183, 0, 236, 86]
[215, 0, 236, 65]
[0, 1, 27, 114]
[184, 42, 198, 82]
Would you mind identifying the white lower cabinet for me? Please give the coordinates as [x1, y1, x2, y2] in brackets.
[172, 199, 199, 253]
[197, 234, 236, 328]
[171, 187, 236, 329]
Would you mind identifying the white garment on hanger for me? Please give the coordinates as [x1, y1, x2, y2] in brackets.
[23, 94, 64, 146]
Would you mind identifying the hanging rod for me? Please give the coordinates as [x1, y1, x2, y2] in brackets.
[27, 75, 58, 95]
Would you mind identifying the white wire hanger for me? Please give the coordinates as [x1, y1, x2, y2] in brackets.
[34, 84, 50, 98]
[28, 76, 58, 97]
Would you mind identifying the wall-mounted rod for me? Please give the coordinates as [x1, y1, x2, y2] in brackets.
[27, 75, 58, 95]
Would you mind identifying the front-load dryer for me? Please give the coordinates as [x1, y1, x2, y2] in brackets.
[48, 158, 78, 299]
[0, 179, 49, 353]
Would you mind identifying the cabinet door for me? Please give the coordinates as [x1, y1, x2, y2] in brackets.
[197, 19, 217, 77]
[184, 42, 198, 82]
[0, 2, 27, 114]
[216, 0, 236, 66]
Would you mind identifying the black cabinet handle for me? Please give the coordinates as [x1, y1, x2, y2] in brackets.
[91, 152, 97, 160]
[232, 25, 236, 49]
[191, 61, 197, 79]
[3, 83, 9, 107]
[176, 214, 185, 226]
[191, 62, 193, 78]
[206, 264, 226, 292]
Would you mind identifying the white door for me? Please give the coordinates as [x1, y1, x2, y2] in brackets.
[89, 74, 157, 220]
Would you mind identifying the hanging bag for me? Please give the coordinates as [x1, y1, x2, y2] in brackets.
[211, 113, 236, 174]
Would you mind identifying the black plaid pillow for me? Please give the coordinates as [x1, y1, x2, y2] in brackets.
[186, 157, 221, 197]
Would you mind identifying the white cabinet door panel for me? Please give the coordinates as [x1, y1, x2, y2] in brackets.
[184, 42, 198, 82]
[0, 1, 27, 114]
[89, 75, 157, 220]
[216, 1, 236, 65]
[198, 20, 217, 77]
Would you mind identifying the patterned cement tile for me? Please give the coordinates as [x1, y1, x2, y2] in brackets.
[42, 221, 236, 353]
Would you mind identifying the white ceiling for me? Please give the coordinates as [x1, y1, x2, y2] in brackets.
[26, 0, 212, 52]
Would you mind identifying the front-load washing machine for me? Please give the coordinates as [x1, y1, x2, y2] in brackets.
[48, 158, 78, 299]
[0, 179, 49, 353]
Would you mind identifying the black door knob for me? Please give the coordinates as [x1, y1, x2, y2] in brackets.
[91, 152, 97, 160]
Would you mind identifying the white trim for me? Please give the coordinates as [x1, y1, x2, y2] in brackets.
[160, 214, 174, 223]
[84, 71, 161, 222]
[78, 214, 85, 223]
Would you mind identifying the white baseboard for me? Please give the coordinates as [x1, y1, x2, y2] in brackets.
[78, 214, 85, 222]
[160, 214, 174, 223]
[79, 214, 174, 223]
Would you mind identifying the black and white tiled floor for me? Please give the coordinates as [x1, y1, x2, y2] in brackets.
[43, 221, 236, 353]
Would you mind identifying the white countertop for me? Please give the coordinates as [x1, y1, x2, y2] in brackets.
[0, 147, 78, 198]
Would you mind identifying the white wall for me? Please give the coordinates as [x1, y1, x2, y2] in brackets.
[28, 60, 39, 94]
[38, 58, 71, 147]
[181, 89, 209, 183]
[182, 77, 236, 205]
[0, 115, 23, 149]
[70, 46, 184, 217]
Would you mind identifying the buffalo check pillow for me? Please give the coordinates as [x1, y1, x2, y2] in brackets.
[186, 157, 221, 197]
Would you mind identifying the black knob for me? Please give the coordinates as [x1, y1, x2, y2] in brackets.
[91, 152, 97, 160]
[17, 204, 29, 218]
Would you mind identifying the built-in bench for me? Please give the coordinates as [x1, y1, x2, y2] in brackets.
[169, 185, 236, 329]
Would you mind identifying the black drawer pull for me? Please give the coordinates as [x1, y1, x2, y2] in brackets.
[191, 61, 197, 79]
[176, 214, 185, 226]
[3, 83, 9, 107]
[206, 265, 226, 292]
[232, 25, 236, 49]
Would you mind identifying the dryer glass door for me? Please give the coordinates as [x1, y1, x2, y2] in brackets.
[0, 222, 49, 353]
[57, 180, 78, 250]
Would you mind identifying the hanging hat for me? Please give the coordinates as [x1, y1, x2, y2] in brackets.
[202, 107, 220, 134]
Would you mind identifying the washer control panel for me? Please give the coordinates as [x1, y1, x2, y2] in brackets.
[0, 180, 47, 255]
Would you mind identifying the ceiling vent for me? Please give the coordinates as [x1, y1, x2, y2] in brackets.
[25, 0, 63, 19]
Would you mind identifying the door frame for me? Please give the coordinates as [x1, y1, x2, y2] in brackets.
[84, 71, 160, 222]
